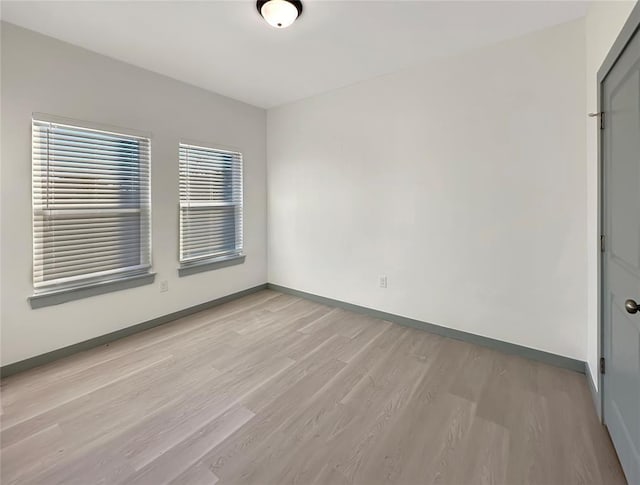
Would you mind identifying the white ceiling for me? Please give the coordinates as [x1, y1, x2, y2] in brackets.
[1, 1, 588, 108]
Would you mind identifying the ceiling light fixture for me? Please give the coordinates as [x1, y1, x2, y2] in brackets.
[257, 0, 303, 29]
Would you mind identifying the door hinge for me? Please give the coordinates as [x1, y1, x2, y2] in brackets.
[600, 357, 606, 374]
[601, 234, 606, 252]
[588, 111, 605, 129]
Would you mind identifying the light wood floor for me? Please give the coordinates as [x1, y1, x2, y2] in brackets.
[0, 290, 626, 485]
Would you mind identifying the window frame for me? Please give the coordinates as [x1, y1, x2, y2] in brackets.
[178, 140, 245, 276]
[29, 113, 154, 308]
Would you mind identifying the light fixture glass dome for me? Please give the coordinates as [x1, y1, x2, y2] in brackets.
[258, 0, 302, 29]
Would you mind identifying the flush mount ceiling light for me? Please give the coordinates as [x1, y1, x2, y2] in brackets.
[257, 0, 303, 29]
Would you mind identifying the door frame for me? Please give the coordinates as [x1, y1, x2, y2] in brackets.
[597, 1, 640, 423]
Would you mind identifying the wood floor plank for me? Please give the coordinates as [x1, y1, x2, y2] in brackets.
[448, 416, 510, 485]
[1, 352, 174, 428]
[204, 358, 349, 482]
[0, 290, 626, 485]
[169, 463, 220, 485]
[1, 354, 179, 447]
[225, 327, 436, 485]
[0, 424, 64, 484]
[127, 406, 254, 484]
[395, 392, 477, 485]
[240, 333, 351, 414]
[120, 355, 293, 471]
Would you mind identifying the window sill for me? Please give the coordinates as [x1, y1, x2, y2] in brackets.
[178, 254, 245, 277]
[29, 272, 156, 309]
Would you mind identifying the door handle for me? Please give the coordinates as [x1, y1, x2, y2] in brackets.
[625, 299, 639, 314]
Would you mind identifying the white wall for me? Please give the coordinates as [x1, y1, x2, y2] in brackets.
[585, 0, 637, 389]
[0, 23, 267, 366]
[268, 20, 587, 360]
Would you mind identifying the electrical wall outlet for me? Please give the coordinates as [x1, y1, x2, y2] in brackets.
[379, 275, 388, 288]
[160, 280, 169, 292]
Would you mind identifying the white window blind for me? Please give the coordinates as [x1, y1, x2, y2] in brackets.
[32, 118, 151, 292]
[179, 143, 243, 265]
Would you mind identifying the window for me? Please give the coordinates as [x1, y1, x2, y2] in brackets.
[179, 143, 243, 271]
[32, 117, 152, 297]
